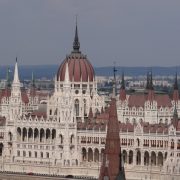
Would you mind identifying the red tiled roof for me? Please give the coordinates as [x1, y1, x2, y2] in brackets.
[21, 89, 29, 104]
[128, 93, 172, 108]
[128, 94, 146, 107]
[57, 53, 94, 82]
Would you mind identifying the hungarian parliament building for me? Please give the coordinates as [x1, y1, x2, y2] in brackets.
[0, 24, 180, 180]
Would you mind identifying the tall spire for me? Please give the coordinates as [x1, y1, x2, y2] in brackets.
[112, 63, 117, 98]
[174, 71, 178, 90]
[149, 70, 153, 90]
[13, 57, 20, 84]
[119, 71, 126, 101]
[121, 71, 125, 90]
[6, 67, 11, 88]
[146, 71, 150, 90]
[99, 98, 125, 180]
[73, 17, 80, 53]
[31, 72, 35, 88]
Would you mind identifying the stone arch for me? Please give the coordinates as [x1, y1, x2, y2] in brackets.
[83, 99, 87, 116]
[46, 129, 51, 141]
[136, 150, 141, 165]
[40, 128, 45, 142]
[70, 134, 75, 144]
[129, 150, 133, 164]
[82, 147, 87, 161]
[151, 151, 156, 166]
[75, 99, 79, 116]
[17, 127, 21, 141]
[137, 138, 140, 147]
[22, 128, 27, 141]
[34, 128, 39, 142]
[8, 131, 13, 141]
[28, 128, 33, 142]
[88, 148, 93, 162]
[59, 134, 63, 144]
[101, 149, 105, 162]
[158, 152, 163, 166]
[52, 129, 56, 140]
[122, 150, 127, 164]
[171, 139, 174, 149]
[94, 148, 99, 162]
[0, 143, 4, 156]
[144, 151, 149, 165]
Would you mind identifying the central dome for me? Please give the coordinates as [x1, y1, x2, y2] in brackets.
[57, 23, 95, 82]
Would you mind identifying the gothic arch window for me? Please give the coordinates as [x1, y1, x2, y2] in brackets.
[75, 99, 79, 116]
[83, 99, 87, 116]
[70, 134, 74, 144]
[0, 143, 4, 156]
[49, 109, 52, 115]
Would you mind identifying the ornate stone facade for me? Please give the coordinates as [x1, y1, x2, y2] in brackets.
[0, 24, 180, 180]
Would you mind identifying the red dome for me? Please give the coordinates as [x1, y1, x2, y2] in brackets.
[57, 53, 95, 82]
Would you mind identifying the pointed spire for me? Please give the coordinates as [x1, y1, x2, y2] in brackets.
[73, 16, 80, 53]
[6, 67, 11, 88]
[121, 71, 125, 90]
[31, 71, 35, 88]
[13, 57, 20, 84]
[112, 63, 117, 98]
[146, 71, 150, 90]
[99, 98, 125, 180]
[174, 71, 178, 90]
[64, 61, 70, 82]
[149, 70, 154, 90]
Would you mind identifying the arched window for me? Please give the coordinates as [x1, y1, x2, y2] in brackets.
[75, 99, 79, 116]
[83, 99, 87, 116]
[17, 150, 20, 157]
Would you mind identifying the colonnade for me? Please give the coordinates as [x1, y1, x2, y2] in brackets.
[17, 127, 56, 143]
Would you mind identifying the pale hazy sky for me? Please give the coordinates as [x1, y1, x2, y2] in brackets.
[0, 0, 180, 67]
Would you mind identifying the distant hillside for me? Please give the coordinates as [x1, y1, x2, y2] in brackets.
[0, 65, 179, 80]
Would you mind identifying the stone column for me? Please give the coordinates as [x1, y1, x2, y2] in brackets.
[133, 151, 136, 166]
[141, 151, 144, 166]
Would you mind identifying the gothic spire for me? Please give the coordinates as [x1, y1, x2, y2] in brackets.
[73, 17, 80, 53]
[121, 71, 125, 90]
[149, 70, 154, 90]
[112, 63, 117, 98]
[174, 71, 178, 90]
[6, 67, 11, 88]
[99, 98, 125, 180]
[146, 71, 149, 90]
[31, 72, 35, 88]
[13, 57, 20, 84]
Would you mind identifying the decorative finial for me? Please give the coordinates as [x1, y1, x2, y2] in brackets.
[73, 15, 80, 53]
